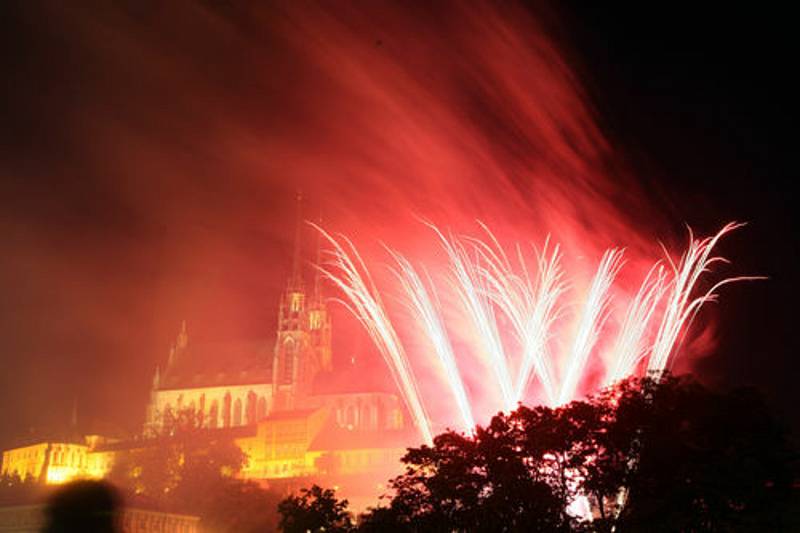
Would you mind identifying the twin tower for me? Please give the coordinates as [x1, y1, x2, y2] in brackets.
[272, 193, 332, 410]
[147, 193, 333, 433]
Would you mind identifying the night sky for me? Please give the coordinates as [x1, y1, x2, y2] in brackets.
[1, 2, 797, 445]
[561, 4, 798, 431]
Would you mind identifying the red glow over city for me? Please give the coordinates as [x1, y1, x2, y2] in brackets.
[1, 2, 793, 530]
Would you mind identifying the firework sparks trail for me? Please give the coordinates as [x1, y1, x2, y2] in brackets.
[473, 229, 565, 406]
[558, 249, 626, 405]
[387, 249, 476, 432]
[430, 224, 516, 412]
[312, 220, 754, 432]
[648, 222, 762, 374]
[604, 263, 669, 386]
[310, 224, 434, 445]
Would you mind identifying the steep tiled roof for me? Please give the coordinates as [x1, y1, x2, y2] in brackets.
[158, 340, 273, 390]
[311, 363, 395, 395]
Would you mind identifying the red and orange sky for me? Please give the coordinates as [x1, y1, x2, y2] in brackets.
[0, 2, 796, 443]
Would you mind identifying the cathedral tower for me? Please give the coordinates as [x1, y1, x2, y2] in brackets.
[308, 216, 333, 373]
[272, 193, 331, 410]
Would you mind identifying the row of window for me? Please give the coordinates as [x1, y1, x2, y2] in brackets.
[164, 391, 269, 428]
[51, 450, 86, 468]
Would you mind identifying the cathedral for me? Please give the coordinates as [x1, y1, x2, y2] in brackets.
[145, 200, 405, 438]
[2, 199, 414, 508]
[142, 199, 411, 484]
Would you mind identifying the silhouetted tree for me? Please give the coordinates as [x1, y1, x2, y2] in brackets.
[604, 375, 795, 532]
[109, 407, 245, 497]
[109, 407, 279, 531]
[363, 427, 569, 532]
[278, 484, 354, 533]
[289, 374, 796, 532]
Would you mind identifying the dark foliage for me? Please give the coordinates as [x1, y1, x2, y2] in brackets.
[281, 374, 796, 532]
[278, 484, 354, 533]
[108, 407, 280, 532]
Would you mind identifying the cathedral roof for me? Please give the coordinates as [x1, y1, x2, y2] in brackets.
[159, 339, 273, 390]
[311, 364, 396, 395]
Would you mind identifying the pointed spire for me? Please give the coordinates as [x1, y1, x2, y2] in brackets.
[313, 212, 323, 303]
[168, 345, 176, 368]
[177, 320, 188, 350]
[289, 190, 304, 290]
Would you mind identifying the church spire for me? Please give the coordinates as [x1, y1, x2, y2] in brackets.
[313, 213, 323, 303]
[167, 320, 188, 370]
[177, 319, 188, 350]
[289, 191, 304, 290]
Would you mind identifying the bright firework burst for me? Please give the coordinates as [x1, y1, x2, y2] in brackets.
[431, 224, 516, 413]
[557, 248, 625, 405]
[311, 224, 434, 445]
[472, 229, 565, 407]
[647, 222, 764, 374]
[387, 248, 476, 432]
[604, 263, 669, 386]
[313, 221, 756, 441]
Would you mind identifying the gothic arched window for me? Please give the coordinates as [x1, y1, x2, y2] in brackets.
[233, 398, 242, 426]
[223, 393, 232, 427]
[208, 400, 219, 429]
[257, 396, 267, 421]
[198, 394, 206, 425]
[246, 391, 257, 425]
[281, 338, 295, 385]
[368, 404, 378, 429]
[360, 405, 370, 430]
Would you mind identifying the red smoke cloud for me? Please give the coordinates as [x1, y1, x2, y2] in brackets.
[0, 1, 720, 440]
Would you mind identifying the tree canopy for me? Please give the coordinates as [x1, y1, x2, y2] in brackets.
[279, 374, 796, 532]
[278, 484, 354, 533]
[108, 407, 280, 532]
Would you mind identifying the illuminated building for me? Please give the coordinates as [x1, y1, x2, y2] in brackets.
[1, 197, 412, 504]
[143, 197, 405, 442]
[0, 437, 115, 486]
[143, 197, 397, 437]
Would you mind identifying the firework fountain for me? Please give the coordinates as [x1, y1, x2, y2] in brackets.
[314, 222, 756, 443]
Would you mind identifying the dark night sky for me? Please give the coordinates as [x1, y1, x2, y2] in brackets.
[561, 3, 799, 430]
[0, 2, 797, 445]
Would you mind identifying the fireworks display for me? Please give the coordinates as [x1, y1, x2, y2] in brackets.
[316, 222, 755, 439]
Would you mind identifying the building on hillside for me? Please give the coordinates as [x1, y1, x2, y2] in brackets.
[139, 195, 412, 487]
[0, 435, 116, 486]
[144, 198, 404, 440]
[1, 196, 415, 503]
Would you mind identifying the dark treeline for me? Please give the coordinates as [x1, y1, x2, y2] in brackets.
[2, 374, 796, 531]
[279, 374, 798, 532]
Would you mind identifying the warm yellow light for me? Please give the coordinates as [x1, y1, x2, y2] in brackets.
[46, 467, 79, 485]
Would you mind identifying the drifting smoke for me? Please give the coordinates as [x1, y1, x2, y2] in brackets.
[0, 1, 756, 442]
